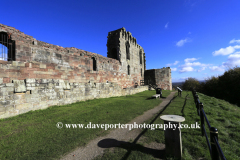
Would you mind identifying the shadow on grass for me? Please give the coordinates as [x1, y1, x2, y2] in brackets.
[145, 97, 167, 100]
[181, 94, 189, 117]
[98, 95, 177, 160]
[98, 138, 165, 159]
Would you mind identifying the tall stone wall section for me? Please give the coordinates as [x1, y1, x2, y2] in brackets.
[144, 69, 156, 85]
[155, 67, 172, 90]
[107, 27, 146, 84]
[144, 67, 172, 90]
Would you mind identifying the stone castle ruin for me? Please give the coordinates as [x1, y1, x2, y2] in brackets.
[0, 24, 172, 119]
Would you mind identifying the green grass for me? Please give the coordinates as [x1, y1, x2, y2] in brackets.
[0, 90, 172, 160]
[95, 91, 240, 160]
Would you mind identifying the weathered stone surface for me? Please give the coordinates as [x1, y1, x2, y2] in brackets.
[0, 78, 3, 85]
[6, 83, 14, 87]
[0, 23, 171, 119]
[5, 87, 14, 92]
[13, 80, 26, 93]
[15, 103, 33, 110]
[0, 106, 6, 113]
[26, 78, 36, 83]
[144, 67, 172, 90]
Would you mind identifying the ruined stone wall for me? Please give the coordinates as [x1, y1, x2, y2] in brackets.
[144, 69, 156, 85]
[0, 23, 172, 119]
[155, 67, 172, 90]
[0, 24, 144, 89]
[144, 67, 172, 90]
[0, 77, 148, 119]
[107, 27, 145, 83]
[0, 24, 150, 119]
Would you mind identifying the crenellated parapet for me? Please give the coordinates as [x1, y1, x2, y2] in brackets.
[106, 27, 146, 82]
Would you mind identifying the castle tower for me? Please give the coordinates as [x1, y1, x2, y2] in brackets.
[107, 27, 146, 79]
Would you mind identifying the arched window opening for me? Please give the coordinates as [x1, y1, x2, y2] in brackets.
[0, 32, 15, 61]
[0, 44, 8, 61]
[139, 50, 142, 64]
[92, 57, 97, 71]
[111, 48, 118, 60]
[127, 65, 130, 75]
[126, 41, 130, 60]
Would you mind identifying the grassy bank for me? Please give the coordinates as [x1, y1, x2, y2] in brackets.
[0, 90, 172, 160]
[95, 91, 240, 160]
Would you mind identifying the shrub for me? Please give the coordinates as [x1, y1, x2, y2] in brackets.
[182, 77, 200, 91]
[199, 67, 240, 106]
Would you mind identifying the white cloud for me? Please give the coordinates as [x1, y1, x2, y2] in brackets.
[176, 38, 191, 47]
[197, 67, 206, 72]
[229, 39, 240, 44]
[171, 68, 177, 71]
[165, 22, 169, 29]
[184, 58, 197, 63]
[188, 32, 191, 34]
[173, 61, 179, 65]
[228, 52, 240, 59]
[209, 65, 225, 72]
[212, 45, 240, 56]
[179, 58, 211, 73]
[180, 66, 194, 72]
[222, 52, 240, 68]
[166, 60, 179, 67]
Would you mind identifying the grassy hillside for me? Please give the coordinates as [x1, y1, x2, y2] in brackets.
[95, 91, 240, 160]
[0, 90, 172, 160]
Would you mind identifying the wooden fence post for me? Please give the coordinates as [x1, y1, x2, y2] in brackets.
[199, 102, 204, 136]
[210, 127, 220, 160]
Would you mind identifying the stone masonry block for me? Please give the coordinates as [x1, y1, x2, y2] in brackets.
[12, 61, 25, 67]
[58, 80, 65, 88]
[0, 106, 6, 112]
[6, 83, 14, 87]
[64, 80, 71, 90]
[58, 80, 70, 90]
[48, 83, 54, 89]
[6, 87, 14, 92]
[0, 78, 3, 84]
[26, 78, 36, 83]
[73, 82, 79, 86]
[15, 103, 33, 110]
[26, 87, 37, 91]
[53, 79, 59, 83]
[40, 64, 46, 69]
[13, 80, 26, 93]
[41, 79, 48, 83]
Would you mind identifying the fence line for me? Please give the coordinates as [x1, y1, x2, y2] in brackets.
[192, 89, 226, 160]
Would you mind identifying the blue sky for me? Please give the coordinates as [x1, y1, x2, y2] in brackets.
[1, 0, 240, 82]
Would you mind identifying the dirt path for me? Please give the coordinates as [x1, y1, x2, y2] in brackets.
[59, 91, 177, 160]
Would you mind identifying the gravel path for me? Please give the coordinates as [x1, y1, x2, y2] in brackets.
[58, 91, 177, 160]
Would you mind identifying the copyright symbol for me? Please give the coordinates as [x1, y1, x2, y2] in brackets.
[56, 122, 63, 129]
